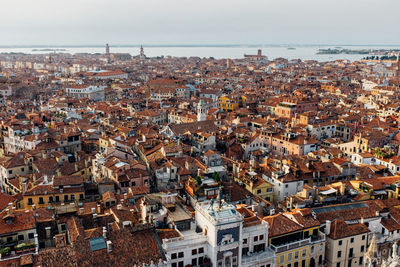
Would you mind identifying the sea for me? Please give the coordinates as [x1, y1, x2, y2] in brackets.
[0, 45, 399, 62]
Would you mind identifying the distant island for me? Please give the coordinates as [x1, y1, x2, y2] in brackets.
[317, 48, 371, 55]
[32, 48, 67, 52]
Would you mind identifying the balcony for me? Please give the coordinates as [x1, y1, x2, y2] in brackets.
[241, 248, 275, 266]
[0, 242, 36, 261]
[270, 232, 325, 253]
[271, 239, 311, 253]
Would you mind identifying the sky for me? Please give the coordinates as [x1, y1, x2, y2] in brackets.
[1, 0, 400, 46]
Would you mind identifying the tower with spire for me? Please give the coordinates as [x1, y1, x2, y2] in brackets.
[364, 231, 380, 267]
[105, 43, 110, 55]
[397, 54, 400, 77]
[197, 99, 208, 122]
[139, 45, 145, 60]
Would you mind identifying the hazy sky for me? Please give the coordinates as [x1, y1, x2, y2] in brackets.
[1, 0, 400, 45]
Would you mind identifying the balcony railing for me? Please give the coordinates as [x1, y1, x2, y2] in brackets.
[271, 239, 311, 253]
[270, 232, 325, 253]
[241, 248, 275, 265]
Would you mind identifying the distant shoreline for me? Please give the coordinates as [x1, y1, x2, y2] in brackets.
[1, 44, 400, 49]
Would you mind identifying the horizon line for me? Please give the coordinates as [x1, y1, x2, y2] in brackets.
[1, 44, 400, 48]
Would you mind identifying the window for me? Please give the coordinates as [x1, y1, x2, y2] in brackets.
[339, 240, 342, 246]
[192, 249, 197, 255]
[338, 251, 342, 258]
[254, 236, 258, 242]
[199, 247, 204, 254]
[362, 235, 365, 240]
[192, 258, 197, 266]
[28, 233, 34, 239]
[56, 196, 60, 202]
[28, 198, 33, 205]
[243, 238, 247, 244]
[178, 262, 183, 267]
[337, 263, 341, 267]
[260, 235, 264, 240]
[49, 196, 53, 203]
[171, 253, 177, 259]
[361, 245, 365, 252]
[39, 197, 44, 204]
[280, 255, 284, 263]
[257, 189, 261, 194]
[350, 237, 354, 243]
[294, 251, 299, 260]
[18, 234, 24, 241]
[172, 263, 177, 267]
[61, 224, 66, 232]
[359, 257, 363, 265]
[178, 252, 184, 258]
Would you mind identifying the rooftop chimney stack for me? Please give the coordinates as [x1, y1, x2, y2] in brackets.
[325, 220, 331, 235]
[106, 240, 112, 253]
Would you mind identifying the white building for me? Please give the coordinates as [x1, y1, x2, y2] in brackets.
[161, 200, 275, 267]
[65, 85, 106, 101]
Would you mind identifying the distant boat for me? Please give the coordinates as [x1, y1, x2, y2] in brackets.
[287, 47, 296, 50]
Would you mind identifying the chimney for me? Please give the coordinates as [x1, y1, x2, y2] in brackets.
[117, 204, 122, 210]
[91, 207, 95, 214]
[79, 207, 84, 214]
[124, 193, 128, 200]
[325, 220, 331, 235]
[22, 182, 27, 194]
[340, 183, 346, 195]
[106, 240, 112, 253]
[44, 175, 48, 184]
[74, 164, 78, 172]
[45, 226, 51, 239]
[289, 196, 294, 210]
[97, 204, 101, 214]
[103, 227, 107, 239]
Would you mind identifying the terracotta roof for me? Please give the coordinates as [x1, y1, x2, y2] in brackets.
[263, 213, 302, 237]
[328, 220, 370, 239]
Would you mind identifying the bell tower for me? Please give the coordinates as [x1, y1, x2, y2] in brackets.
[197, 99, 208, 122]
[397, 55, 400, 77]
